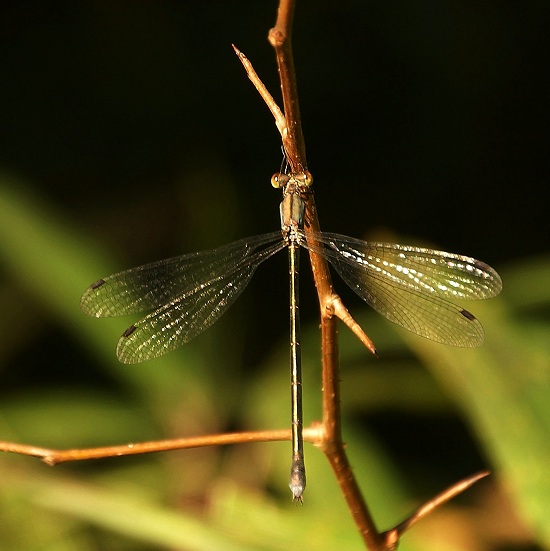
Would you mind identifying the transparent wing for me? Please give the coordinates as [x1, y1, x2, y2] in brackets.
[81, 232, 282, 317]
[301, 231, 502, 347]
[116, 241, 285, 364]
[81, 232, 284, 363]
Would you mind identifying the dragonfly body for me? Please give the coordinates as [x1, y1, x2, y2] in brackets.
[276, 172, 312, 500]
[81, 171, 502, 500]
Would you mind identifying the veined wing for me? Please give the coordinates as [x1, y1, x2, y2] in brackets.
[81, 232, 282, 317]
[116, 238, 285, 363]
[81, 232, 285, 364]
[301, 231, 502, 347]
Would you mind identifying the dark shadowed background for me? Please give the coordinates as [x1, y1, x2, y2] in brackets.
[1, 3, 549, 551]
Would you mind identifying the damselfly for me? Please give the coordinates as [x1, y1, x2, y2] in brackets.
[81, 171, 502, 500]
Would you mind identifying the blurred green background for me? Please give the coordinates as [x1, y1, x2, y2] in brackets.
[1, 2, 549, 550]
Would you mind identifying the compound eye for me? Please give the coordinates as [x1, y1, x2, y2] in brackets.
[271, 173, 290, 188]
[292, 170, 313, 187]
[300, 170, 313, 187]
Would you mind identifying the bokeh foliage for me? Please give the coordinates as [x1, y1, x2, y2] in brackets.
[1, 2, 549, 550]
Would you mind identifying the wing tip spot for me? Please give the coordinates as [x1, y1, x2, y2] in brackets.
[460, 309, 477, 321]
[90, 279, 106, 290]
[122, 325, 137, 338]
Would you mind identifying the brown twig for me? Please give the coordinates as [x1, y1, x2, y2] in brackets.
[248, 2, 490, 549]
[235, 22, 382, 542]
[382, 471, 491, 548]
[0, 426, 324, 465]
[264, 1, 385, 548]
[268, 0, 307, 171]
